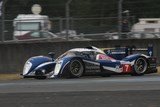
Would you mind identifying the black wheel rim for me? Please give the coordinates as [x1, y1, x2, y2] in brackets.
[134, 58, 147, 74]
[70, 60, 83, 76]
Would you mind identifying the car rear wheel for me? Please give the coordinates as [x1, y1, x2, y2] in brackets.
[132, 57, 148, 76]
[69, 59, 84, 78]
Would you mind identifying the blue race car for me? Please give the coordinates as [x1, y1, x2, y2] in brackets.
[22, 46, 157, 79]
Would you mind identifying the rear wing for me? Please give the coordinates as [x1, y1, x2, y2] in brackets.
[102, 45, 153, 60]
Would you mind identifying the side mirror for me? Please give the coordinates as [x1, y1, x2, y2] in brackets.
[48, 52, 55, 61]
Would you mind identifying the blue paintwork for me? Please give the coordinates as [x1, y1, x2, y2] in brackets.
[105, 48, 127, 60]
[122, 54, 141, 62]
[147, 44, 153, 56]
[97, 60, 121, 68]
[26, 56, 52, 74]
[104, 45, 153, 60]
[34, 62, 56, 71]
[57, 56, 73, 74]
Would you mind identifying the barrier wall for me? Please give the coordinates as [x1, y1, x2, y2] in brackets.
[0, 39, 160, 73]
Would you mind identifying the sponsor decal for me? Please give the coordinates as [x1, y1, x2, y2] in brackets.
[122, 64, 131, 73]
[83, 59, 100, 72]
[83, 60, 100, 66]
[103, 65, 122, 73]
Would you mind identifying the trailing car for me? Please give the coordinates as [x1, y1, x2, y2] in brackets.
[22, 46, 157, 79]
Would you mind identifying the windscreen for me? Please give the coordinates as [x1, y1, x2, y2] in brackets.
[15, 22, 40, 31]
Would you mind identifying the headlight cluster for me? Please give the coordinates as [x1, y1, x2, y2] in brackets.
[54, 60, 63, 75]
[23, 61, 32, 75]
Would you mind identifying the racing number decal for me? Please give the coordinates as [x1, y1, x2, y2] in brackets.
[123, 64, 131, 73]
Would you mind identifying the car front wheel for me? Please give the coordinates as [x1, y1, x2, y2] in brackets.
[69, 58, 84, 78]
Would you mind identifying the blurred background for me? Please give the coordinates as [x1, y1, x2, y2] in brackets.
[0, 0, 160, 41]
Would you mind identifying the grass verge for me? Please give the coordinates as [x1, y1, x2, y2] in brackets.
[157, 66, 160, 74]
[0, 73, 21, 81]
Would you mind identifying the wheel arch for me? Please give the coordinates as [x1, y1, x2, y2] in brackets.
[60, 57, 85, 78]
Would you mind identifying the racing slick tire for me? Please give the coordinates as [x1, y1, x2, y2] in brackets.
[68, 58, 85, 78]
[131, 57, 148, 76]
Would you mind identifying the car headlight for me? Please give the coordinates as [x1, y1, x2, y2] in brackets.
[23, 61, 32, 75]
[54, 60, 63, 75]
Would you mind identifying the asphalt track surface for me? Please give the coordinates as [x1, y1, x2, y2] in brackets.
[0, 74, 160, 107]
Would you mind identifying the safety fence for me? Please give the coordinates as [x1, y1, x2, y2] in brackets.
[0, 16, 136, 41]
